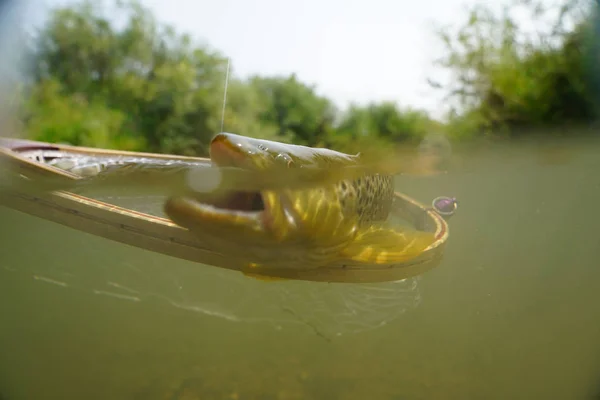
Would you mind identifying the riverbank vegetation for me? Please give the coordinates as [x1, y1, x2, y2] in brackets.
[18, 0, 598, 156]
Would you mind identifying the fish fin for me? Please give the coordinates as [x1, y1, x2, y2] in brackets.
[341, 226, 436, 265]
[261, 187, 359, 250]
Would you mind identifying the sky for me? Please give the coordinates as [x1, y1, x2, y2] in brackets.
[34, 0, 482, 118]
[134, 0, 471, 117]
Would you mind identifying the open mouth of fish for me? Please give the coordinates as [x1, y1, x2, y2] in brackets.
[201, 190, 265, 214]
[167, 137, 282, 228]
[166, 189, 270, 230]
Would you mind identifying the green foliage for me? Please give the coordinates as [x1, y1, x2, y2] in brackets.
[23, 78, 143, 150]
[431, 0, 598, 138]
[220, 78, 282, 142]
[339, 102, 435, 142]
[21, 0, 438, 156]
[27, 0, 228, 156]
[21, 0, 596, 155]
[247, 75, 338, 147]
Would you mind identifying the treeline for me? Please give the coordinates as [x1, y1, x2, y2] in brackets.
[432, 0, 600, 138]
[18, 0, 600, 156]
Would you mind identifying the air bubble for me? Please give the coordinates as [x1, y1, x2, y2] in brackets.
[186, 166, 222, 193]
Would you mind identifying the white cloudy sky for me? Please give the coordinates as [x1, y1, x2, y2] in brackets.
[133, 0, 470, 117]
[27, 0, 484, 117]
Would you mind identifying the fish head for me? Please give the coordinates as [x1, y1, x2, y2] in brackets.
[209, 132, 357, 170]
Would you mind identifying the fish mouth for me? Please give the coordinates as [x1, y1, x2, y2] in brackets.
[164, 189, 267, 233]
[209, 133, 253, 169]
[200, 190, 265, 213]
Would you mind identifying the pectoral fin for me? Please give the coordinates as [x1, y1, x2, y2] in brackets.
[261, 187, 359, 254]
[341, 226, 436, 265]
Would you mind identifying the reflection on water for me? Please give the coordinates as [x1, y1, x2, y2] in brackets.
[1, 138, 600, 399]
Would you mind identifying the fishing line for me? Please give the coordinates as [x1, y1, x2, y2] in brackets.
[220, 57, 231, 133]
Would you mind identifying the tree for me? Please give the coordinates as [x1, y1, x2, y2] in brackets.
[249, 74, 337, 147]
[26, 0, 229, 155]
[430, 0, 597, 137]
[22, 0, 441, 155]
[337, 102, 437, 142]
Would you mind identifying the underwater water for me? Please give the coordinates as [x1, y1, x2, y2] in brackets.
[1, 137, 600, 400]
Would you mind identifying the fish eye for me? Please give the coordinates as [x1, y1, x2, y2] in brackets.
[258, 144, 268, 151]
[275, 153, 294, 167]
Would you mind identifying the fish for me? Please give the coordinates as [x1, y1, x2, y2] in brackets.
[0, 139, 411, 198]
[163, 132, 437, 278]
[1, 133, 438, 281]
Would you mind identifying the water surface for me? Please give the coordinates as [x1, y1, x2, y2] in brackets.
[1, 138, 600, 400]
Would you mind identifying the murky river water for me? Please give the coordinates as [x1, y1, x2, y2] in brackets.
[1, 137, 600, 400]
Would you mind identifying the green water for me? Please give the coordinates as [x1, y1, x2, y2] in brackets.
[1, 138, 600, 400]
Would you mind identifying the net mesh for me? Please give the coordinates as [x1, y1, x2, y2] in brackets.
[2, 214, 422, 339]
[1, 149, 425, 338]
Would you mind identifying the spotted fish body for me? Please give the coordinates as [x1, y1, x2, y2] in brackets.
[164, 133, 435, 273]
[336, 174, 394, 227]
[209, 132, 395, 228]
